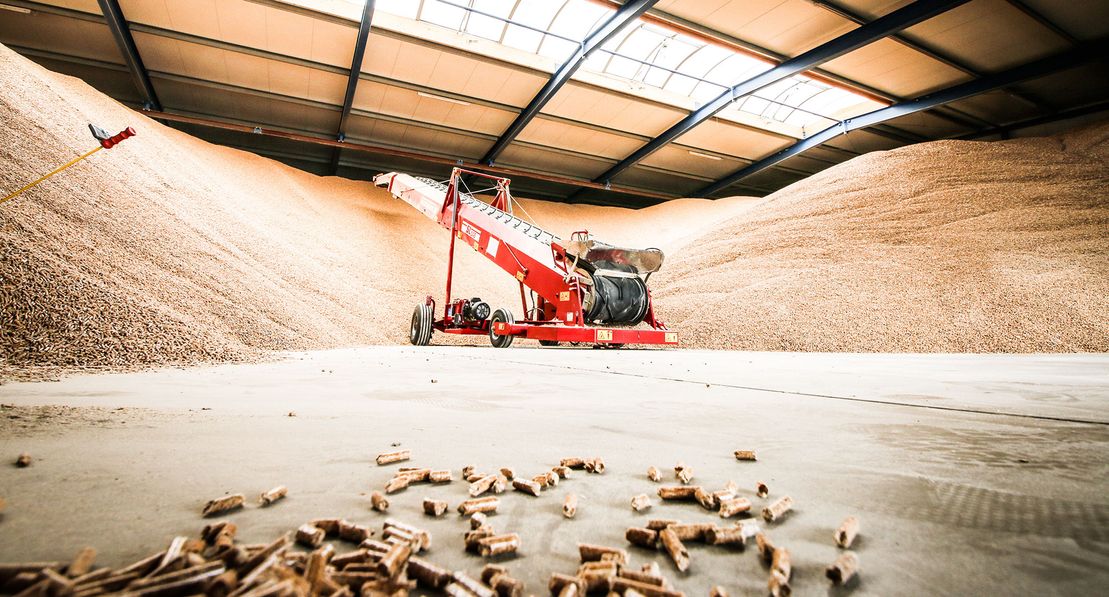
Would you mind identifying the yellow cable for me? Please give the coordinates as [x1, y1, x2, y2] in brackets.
[0, 145, 102, 206]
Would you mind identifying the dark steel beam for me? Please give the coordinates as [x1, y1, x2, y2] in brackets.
[693, 39, 1108, 197]
[806, 0, 1031, 123]
[479, 0, 658, 166]
[96, 0, 160, 110]
[591, 0, 971, 185]
[331, 0, 376, 174]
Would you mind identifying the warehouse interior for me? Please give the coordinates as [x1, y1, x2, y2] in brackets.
[1, 0, 1108, 595]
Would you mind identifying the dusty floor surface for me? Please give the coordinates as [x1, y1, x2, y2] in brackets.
[1, 346, 1107, 596]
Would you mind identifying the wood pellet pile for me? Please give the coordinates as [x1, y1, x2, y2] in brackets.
[2, 41, 1107, 377]
[0, 449, 862, 596]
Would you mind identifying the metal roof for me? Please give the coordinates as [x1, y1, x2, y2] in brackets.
[2, 0, 1106, 206]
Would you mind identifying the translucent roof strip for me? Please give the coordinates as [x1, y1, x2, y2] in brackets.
[367, 0, 884, 134]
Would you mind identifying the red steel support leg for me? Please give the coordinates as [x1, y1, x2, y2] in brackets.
[443, 170, 461, 320]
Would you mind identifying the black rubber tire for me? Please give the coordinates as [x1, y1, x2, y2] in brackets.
[410, 304, 433, 346]
[489, 308, 515, 348]
[538, 339, 560, 347]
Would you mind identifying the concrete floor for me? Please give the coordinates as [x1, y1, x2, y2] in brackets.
[1, 347, 1107, 596]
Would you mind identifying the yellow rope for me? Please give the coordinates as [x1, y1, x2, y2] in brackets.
[1, 145, 102, 206]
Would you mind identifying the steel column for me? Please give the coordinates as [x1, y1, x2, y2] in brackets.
[479, 0, 658, 166]
[96, 0, 160, 111]
[693, 40, 1108, 197]
[590, 0, 971, 185]
[331, 0, 376, 175]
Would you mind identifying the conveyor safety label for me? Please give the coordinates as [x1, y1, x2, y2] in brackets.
[487, 236, 500, 257]
[461, 221, 481, 242]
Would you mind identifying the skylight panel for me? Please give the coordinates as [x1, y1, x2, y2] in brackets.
[374, 0, 417, 19]
[421, 0, 467, 30]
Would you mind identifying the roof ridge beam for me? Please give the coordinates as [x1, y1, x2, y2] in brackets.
[479, 0, 658, 166]
[590, 0, 971, 185]
[692, 38, 1109, 197]
[96, 0, 160, 110]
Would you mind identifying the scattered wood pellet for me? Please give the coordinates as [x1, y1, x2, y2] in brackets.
[669, 523, 716, 542]
[578, 544, 627, 564]
[482, 564, 523, 597]
[370, 490, 389, 512]
[423, 498, 448, 517]
[658, 528, 689, 572]
[613, 577, 683, 597]
[715, 520, 760, 548]
[762, 496, 793, 522]
[338, 520, 371, 543]
[471, 512, 489, 529]
[657, 486, 700, 500]
[15, 453, 31, 467]
[462, 465, 476, 477]
[630, 494, 652, 512]
[399, 468, 431, 482]
[429, 469, 453, 483]
[479, 533, 520, 557]
[452, 571, 496, 597]
[552, 466, 571, 479]
[375, 539, 412, 578]
[513, 478, 541, 496]
[709, 586, 728, 597]
[772, 551, 791, 583]
[458, 497, 500, 516]
[676, 467, 693, 485]
[384, 519, 432, 550]
[202, 521, 238, 548]
[295, 524, 325, 548]
[578, 566, 615, 593]
[385, 475, 410, 494]
[563, 493, 578, 519]
[829, 548, 860, 581]
[836, 516, 860, 548]
[66, 547, 96, 578]
[625, 527, 658, 548]
[719, 497, 752, 518]
[259, 486, 287, 506]
[694, 487, 716, 510]
[376, 450, 410, 465]
[549, 572, 584, 597]
[756, 481, 769, 498]
[734, 450, 757, 461]
[470, 474, 500, 497]
[646, 466, 661, 482]
[768, 572, 790, 597]
[499, 467, 515, 480]
[408, 556, 452, 590]
[617, 568, 665, 588]
[560, 458, 585, 469]
[583, 458, 605, 474]
[465, 526, 496, 554]
[646, 519, 679, 531]
[711, 489, 735, 506]
[202, 494, 244, 517]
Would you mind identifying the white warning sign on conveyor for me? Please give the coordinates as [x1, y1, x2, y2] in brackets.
[486, 236, 500, 257]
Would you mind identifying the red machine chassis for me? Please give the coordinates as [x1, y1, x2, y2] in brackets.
[376, 168, 677, 348]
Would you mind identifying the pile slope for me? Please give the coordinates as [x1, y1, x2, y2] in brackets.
[0, 43, 743, 374]
[3, 41, 1107, 374]
[655, 125, 1109, 351]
